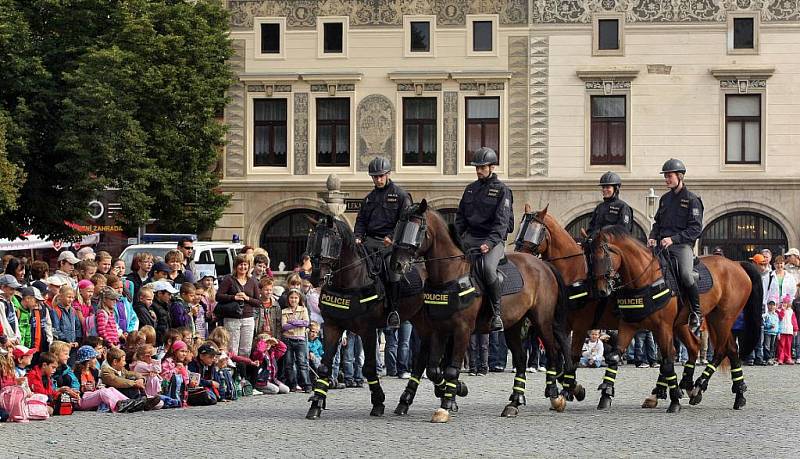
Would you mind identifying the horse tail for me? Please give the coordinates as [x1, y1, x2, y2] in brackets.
[736, 261, 764, 358]
[544, 261, 572, 366]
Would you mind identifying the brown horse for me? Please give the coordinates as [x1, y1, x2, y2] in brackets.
[589, 226, 762, 412]
[516, 205, 705, 406]
[390, 200, 573, 421]
[304, 214, 434, 419]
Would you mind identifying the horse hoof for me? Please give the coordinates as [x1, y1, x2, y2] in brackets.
[666, 402, 681, 413]
[394, 403, 409, 416]
[597, 395, 612, 410]
[574, 385, 586, 402]
[642, 395, 658, 409]
[500, 404, 519, 418]
[733, 395, 746, 410]
[306, 406, 322, 420]
[431, 408, 450, 423]
[550, 396, 566, 413]
[456, 381, 469, 397]
[370, 404, 385, 417]
[689, 389, 703, 406]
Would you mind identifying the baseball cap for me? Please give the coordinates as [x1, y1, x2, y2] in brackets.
[12, 345, 35, 360]
[197, 343, 220, 356]
[750, 254, 767, 264]
[153, 261, 173, 274]
[20, 287, 44, 301]
[197, 270, 215, 280]
[785, 248, 800, 257]
[76, 247, 96, 259]
[0, 274, 22, 289]
[152, 280, 179, 294]
[760, 248, 772, 255]
[46, 275, 68, 287]
[100, 286, 121, 300]
[57, 251, 80, 264]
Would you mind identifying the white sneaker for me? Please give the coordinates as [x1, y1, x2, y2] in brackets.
[796, 359, 800, 364]
[537, 366, 546, 372]
[637, 363, 649, 368]
[398, 372, 411, 379]
[526, 367, 536, 373]
[251, 388, 264, 396]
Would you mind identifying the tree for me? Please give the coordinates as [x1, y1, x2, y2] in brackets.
[0, 0, 232, 239]
[0, 113, 26, 216]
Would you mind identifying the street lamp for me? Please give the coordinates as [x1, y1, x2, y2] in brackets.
[645, 188, 658, 224]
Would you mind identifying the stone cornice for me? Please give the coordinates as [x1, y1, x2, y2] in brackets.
[709, 66, 776, 80]
[576, 67, 640, 81]
[450, 70, 513, 82]
[239, 72, 300, 82]
[387, 71, 450, 82]
[301, 72, 363, 83]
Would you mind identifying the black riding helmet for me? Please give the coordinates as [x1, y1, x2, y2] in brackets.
[599, 171, 621, 187]
[469, 147, 499, 166]
[368, 156, 391, 176]
[661, 158, 686, 175]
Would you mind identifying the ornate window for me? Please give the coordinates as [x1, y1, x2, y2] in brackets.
[701, 212, 786, 261]
[259, 209, 325, 271]
[253, 99, 288, 167]
[316, 98, 350, 167]
[403, 98, 437, 166]
[725, 94, 761, 164]
[590, 95, 626, 165]
[465, 97, 500, 165]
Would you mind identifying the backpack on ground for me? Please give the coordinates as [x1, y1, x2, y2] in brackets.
[0, 386, 30, 423]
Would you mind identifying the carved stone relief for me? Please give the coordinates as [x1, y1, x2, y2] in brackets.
[443, 91, 459, 175]
[294, 93, 309, 175]
[529, 35, 548, 177]
[507, 36, 528, 178]
[356, 95, 395, 172]
[229, 0, 529, 30]
[225, 39, 246, 178]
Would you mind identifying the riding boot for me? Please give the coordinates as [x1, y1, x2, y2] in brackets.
[488, 279, 504, 332]
[686, 283, 702, 333]
[386, 281, 401, 329]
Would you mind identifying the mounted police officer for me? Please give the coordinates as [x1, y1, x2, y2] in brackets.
[587, 171, 633, 238]
[647, 159, 704, 331]
[354, 156, 412, 329]
[455, 147, 513, 332]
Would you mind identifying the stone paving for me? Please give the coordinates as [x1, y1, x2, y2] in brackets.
[2, 365, 797, 458]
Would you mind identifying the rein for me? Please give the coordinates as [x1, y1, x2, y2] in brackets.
[604, 242, 665, 291]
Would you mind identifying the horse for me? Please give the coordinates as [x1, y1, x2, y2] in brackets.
[390, 200, 573, 422]
[589, 226, 762, 412]
[515, 205, 706, 407]
[304, 214, 432, 419]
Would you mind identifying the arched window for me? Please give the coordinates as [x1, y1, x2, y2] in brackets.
[434, 207, 458, 226]
[565, 212, 647, 243]
[700, 211, 787, 261]
[259, 209, 325, 271]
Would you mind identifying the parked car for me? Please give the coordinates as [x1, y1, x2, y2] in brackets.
[119, 242, 244, 278]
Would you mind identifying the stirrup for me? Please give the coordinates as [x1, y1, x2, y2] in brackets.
[387, 310, 400, 329]
[490, 315, 504, 332]
[688, 313, 702, 334]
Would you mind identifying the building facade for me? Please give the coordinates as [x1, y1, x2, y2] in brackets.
[216, 0, 800, 268]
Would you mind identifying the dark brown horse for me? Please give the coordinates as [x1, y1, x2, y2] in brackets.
[304, 214, 434, 419]
[589, 226, 762, 412]
[390, 200, 573, 421]
[516, 205, 706, 406]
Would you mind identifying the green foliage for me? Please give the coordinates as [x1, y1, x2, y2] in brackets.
[0, 0, 233, 239]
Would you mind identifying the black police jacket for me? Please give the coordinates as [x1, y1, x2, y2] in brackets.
[649, 186, 703, 245]
[454, 173, 514, 248]
[587, 197, 633, 237]
[354, 180, 412, 239]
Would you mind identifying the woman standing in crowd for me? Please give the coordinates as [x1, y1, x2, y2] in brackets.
[215, 256, 260, 357]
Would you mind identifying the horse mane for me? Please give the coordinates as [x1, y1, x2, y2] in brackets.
[332, 216, 356, 250]
[595, 225, 647, 250]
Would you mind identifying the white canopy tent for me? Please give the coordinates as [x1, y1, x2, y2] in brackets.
[0, 233, 100, 251]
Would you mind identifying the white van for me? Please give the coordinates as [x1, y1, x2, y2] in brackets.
[119, 242, 244, 278]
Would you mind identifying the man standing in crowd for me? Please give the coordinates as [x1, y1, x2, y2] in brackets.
[53, 251, 79, 290]
[177, 237, 197, 280]
[784, 248, 800, 279]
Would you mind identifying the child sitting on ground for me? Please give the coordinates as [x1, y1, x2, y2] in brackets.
[27, 352, 80, 414]
[131, 344, 163, 398]
[100, 348, 161, 411]
[72, 345, 132, 413]
[580, 330, 605, 368]
[186, 343, 221, 405]
[251, 333, 288, 394]
[13, 345, 34, 378]
[160, 340, 190, 406]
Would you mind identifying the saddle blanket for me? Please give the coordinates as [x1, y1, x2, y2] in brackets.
[498, 260, 525, 297]
[661, 257, 714, 296]
[399, 265, 424, 297]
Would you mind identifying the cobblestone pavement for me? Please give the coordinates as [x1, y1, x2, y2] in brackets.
[2, 365, 797, 458]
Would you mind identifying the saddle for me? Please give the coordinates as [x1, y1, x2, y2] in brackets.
[658, 253, 714, 296]
[468, 256, 525, 298]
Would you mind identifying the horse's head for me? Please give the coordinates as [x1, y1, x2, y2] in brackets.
[590, 230, 623, 298]
[390, 199, 430, 275]
[306, 214, 344, 284]
[515, 204, 551, 255]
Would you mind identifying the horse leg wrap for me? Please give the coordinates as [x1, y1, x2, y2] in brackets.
[665, 373, 681, 400]
[560, 372, 576, 400]
[695, 363, 716, 391]
[597, 367, 617, 397]
[399, 376, 421, 405]
[652, 374, 668, 400]
[455, 381, 468, 398]
[544, 369, 559, 398]
[509, 376, 527, 405]
[730, 367, 747, 394]
[311, 378, 330, 401]
[367, 380, 385, 406]
[679, 363, 695, 390]
[428, 367, 445, 398]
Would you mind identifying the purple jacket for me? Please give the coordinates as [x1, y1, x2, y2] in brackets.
[170, 300, 192, 329]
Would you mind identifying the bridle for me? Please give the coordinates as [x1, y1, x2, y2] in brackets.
[594, 239, 664, 294]
[307, 218, 382, 286]
[516, 212, 584, 262]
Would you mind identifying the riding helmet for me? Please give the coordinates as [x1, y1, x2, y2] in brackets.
[470, 147, 499, 166]
[599, 171, 622, 187]
[661, 158, 686, 175]
[368, 156, 392, 176]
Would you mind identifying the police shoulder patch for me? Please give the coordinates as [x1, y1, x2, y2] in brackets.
[692, 208, 700, 216]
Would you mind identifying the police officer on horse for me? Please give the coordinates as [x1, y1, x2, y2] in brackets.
[587, 172, 633, 238]
[455, 147, 514, 332]
[647, 159, 704, 331]
[354, 156, 412, 329]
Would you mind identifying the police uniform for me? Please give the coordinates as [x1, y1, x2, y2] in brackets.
[354, 180, 412, 283]
[587, 197, 634, 238]
[455, 172, 513, 328]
